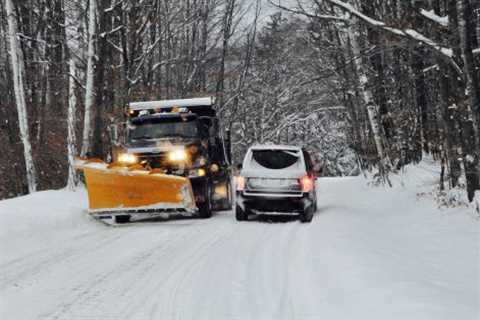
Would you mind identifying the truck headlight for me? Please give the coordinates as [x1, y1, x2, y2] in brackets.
[118, 153, 137, 164]
[168, 149, 188, 162]
[188, 168, 206, 177]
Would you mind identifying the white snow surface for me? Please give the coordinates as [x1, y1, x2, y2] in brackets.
[0, 166, 479, 320]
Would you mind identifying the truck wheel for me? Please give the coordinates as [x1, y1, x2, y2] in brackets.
[235, 204, 247, 221]
[299, 207, 313, 223]
[115, 215, 131, 224]
[198, 202, 212, 218]
[198, 186, 212, 219]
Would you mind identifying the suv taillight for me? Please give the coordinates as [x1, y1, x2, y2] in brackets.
[299, 176, 314, 192]
[236, 176, 246, 191]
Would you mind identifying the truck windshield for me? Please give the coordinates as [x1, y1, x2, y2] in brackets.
[129, 121, 198, 141]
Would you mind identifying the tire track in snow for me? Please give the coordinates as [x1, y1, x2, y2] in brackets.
[0, 229, 103, 271]
[160, 226, 233, 320]
[50, 219, 236, 320]
[143, 222, 235, 320]
[244, 223, 277, 320]
[38, 225, 201, 320]
[274, 222, 300, 320]
[0, 230, 123, 289]
[285, 220, 319, 320]
[244, 221, 299, 320]
[163, 219, 243, 320]
[270, 221, 308, 320]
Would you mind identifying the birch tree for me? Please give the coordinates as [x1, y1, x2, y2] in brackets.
[67, 59, 78, 190]
[456, 0, 480, 201]
[5, 0, 37, 193]
[80, 0, 97, 157]
[347, 25, 391, 185]
[65, 0, 84, 189]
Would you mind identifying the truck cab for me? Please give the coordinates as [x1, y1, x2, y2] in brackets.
[115, 97, 232, 218]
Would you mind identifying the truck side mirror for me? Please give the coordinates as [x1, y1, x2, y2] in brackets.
[199, 123, 209, 137]
[225, 128, 232, 164]
[198, 117, 211, 138]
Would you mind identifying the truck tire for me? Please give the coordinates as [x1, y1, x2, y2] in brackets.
[211, 176, 233, 211]
[198, 185, 212, 219]
[235, 204, 247, 221]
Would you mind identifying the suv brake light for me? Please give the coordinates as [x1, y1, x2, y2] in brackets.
[299, 176, 314, 192]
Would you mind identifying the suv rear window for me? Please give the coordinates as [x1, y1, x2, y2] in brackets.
[251, 150, 300, 170]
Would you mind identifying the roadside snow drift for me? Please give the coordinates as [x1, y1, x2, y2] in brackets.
[0, 167, 478, 320]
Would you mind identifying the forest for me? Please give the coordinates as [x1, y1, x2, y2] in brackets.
[1, 0, 479, 205]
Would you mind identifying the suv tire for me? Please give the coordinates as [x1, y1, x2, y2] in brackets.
[235, 204, 247, 221]
[299, 207, 313, 223]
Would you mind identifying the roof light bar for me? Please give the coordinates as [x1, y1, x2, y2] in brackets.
[129, 97, 214, 111]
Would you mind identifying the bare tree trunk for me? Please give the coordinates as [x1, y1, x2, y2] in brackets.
[215, 0, 235, 110]
[5, 0, 37, 193]
[67, 58, 78, 190]
[80, 0, 97, 157]
[334, 27, 367, 167]
[476, 5, 480, 46]
[348, 26, 391, 185]
[456, 0, 480, 201]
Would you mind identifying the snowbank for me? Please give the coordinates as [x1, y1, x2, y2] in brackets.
[368, 155, 475, 215]
[0, 188, 91, 238]
[0, 187, 99, 262]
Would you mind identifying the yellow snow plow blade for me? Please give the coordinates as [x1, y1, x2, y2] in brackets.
[75, 159, 196, 215]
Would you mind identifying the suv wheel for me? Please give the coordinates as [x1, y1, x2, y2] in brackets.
[235, 204, 247, 221]
[299, 207, 313, 223]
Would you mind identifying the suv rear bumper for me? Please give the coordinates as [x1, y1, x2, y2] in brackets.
[236, 191, 312, 213]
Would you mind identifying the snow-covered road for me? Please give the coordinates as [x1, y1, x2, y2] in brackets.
[0, 175, 478, 320]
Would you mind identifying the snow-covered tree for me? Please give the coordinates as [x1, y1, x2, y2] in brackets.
[80, 0, 96, 157]
[1, 0, 478, 201]
[5, 0, 37, 193]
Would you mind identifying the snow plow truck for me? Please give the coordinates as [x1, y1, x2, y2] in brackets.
[75, 97, 233, 223]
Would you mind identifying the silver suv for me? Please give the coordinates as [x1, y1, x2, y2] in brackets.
[235, 145, 317, 223]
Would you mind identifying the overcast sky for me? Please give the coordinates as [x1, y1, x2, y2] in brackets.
[238, 0, 298, 31]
